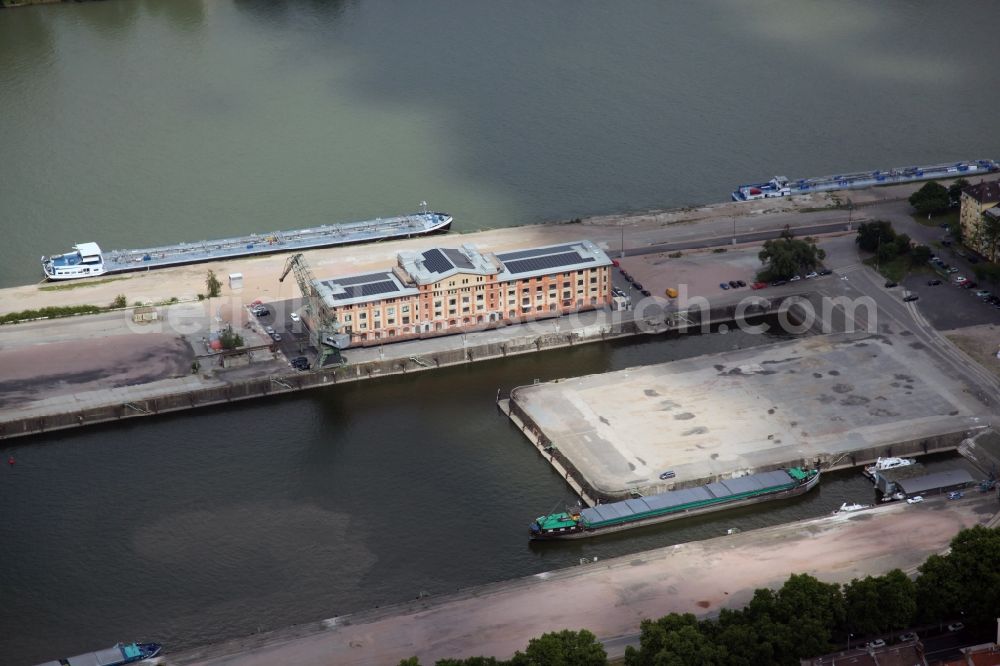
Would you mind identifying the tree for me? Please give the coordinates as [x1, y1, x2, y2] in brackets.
[910, 244, 932, 265]
[206, 269, 222, 298]
[979, 212, 1000, 261]
[855, 221, 895, 253]
[948, 178, 970, 206]
[844, 570, 915, 636]
[436, 658, 503, 666]
[626, 614, 723, 666]
[908, 181, 950, 216]
[973, 263, 1000, 286]
[758, 238, 826, 280]
[511, 629, 607, 666]
[219, 326, 243, 350]
[110, 294, 127, 309]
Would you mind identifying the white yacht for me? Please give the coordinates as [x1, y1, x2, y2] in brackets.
[41, 242, 106, 280]
[833, 501, 870, 514]
[864, 456, 916, 477]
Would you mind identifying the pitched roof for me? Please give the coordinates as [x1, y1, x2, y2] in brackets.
[963, 180, 1000, 204]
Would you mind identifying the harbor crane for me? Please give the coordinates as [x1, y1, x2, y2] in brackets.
[279, 253, 349, 366]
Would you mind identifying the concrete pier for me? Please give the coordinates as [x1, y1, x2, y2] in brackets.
[508, 332, 983, 499]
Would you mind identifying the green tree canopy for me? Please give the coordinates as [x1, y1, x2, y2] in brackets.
[758, 239, 826, 280]
[510, 629, 607, 666]
[855, 221, 896, 253]
[844, 570, 915, 636]
[948, 178, 970, 205]
[909, 181, 950, 216]
[206, 269, 222, 298]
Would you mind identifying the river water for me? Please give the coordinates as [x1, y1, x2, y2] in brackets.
[1, 1, 998, 662]
[2, 1, 1000, 287]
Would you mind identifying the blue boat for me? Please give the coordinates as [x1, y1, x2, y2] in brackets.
[732, 159, 1000, 202]
[36, 641, 162, 666]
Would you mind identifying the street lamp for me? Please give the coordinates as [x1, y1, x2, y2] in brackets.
[732, 215, 737, 245]
[620, 221, 625, 259]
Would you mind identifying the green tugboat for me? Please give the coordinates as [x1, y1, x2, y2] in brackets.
[529, 467, 820, 540]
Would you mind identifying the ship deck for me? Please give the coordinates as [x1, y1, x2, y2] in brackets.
[98, 212, 450, 274]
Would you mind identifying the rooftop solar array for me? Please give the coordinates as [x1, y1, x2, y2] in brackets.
[421, 248, 454, 274]
[332, 272, 392, 287]
[503, 251, 594, 276]
[579, 470, 795, 526]
[497, 243, 580, 262]
[332, 280, 399, 300]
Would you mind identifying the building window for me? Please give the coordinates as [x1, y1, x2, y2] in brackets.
[402, 316, 410, 324]
[359, 312, 367, 320]
[387, 307, 395, 316]
[462, 296, 470, 303]
[508, 309, 516, 317]
[360, 322, 367, 330]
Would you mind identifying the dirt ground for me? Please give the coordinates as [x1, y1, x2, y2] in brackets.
[0, 333, 193, 408]
[946, 323, 1000, 380]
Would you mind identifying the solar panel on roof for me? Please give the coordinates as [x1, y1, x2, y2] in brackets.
[422, 248, 454, 274]
[503, 251, 594, 275]
[497, 244, 578, 261]
[330, 272, 392, 287]
[333, 280, 400, 300]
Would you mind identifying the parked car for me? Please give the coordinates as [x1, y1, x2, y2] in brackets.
[771, 279, 788, 286]
[818, 268, 832, 276]
[659, 471, 676, 480]
[948, 267, 960, 273]
[927, 279, 942, 286]
[640, 289, 651, 297]
[903, 294, 919, 302]
[264, 326, 275, 335]
[611, 259, 620, 267]
[884, 280, 898, 288]
[948, 491, 964, 500]
[633, 282, 644, 290]
[866, 639, 886, 649]
[954, 276, 968, 284]
[789, 275, 801, 281]
[805, 271, 818, 279]
[728, 280, 739, 288]
[947, 622, 964, 632]
[736, 280, 747, 288]
[751, 282, 768, 290]
[906, 495, 924, 504]
[898, 632, 918, 643]
[974, 290, 991, 298]
[290, 312, 301, 322]
[271, 332, 282, 342]
[961, 281, 978, 290]
[719, 282, 730, 290]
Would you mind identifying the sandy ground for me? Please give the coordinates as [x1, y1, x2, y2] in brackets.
[168, 495, 998, 666]
[946, 323, 1000, 381]
[0, 332, 193, 409]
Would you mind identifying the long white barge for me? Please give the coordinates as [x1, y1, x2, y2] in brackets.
[41, 209, 453, 280]
[732, 159, 1000, 202]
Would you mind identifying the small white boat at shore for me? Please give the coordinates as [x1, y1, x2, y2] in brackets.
[834, 501, 870, 514]
[864, 456, 916, 477]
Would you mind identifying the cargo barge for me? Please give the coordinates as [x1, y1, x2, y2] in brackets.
[732, 159, 1000, 202]
[36, 641, 161, 666]
[41, 208, 452, 280]
[529, 467, 820, 540]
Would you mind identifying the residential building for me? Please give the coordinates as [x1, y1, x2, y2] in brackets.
[959, 181, 1000, 261]
[313, 240, 613, 346]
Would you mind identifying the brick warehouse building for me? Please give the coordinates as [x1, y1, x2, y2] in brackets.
[310, 240, 613, 346]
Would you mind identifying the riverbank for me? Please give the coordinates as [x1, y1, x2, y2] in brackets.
[165, 494, 999, 665]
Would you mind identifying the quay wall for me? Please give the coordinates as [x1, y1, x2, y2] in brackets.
[0, 298, 796, 441]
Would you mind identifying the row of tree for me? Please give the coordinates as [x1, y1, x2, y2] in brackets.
[908, 179, 969, 216]
[757, 227, 826, 280]
[400, 525, 1000, 666]
[855, 220, 931, 267]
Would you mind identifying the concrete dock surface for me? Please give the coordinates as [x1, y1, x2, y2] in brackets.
[167, 495, 999, 666]
[511, 332, 980, 497]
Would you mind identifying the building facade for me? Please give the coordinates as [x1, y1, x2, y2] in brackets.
[959, 181, 1000, 261]
[313, 240, 613, 346]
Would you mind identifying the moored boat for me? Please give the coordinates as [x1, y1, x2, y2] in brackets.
[864, 456, 916, 478]
[529, 467, 820, 540]
[41, 207, 452, 280]
[732, 159, 1000, 202]
[36, 641, 161, 666]
[833, 501, 870, 514]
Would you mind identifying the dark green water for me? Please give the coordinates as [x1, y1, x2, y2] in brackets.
[1, 0, 1000, 287]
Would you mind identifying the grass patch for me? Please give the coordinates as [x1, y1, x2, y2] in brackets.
[39, 275, 130, 291]
[863, 255, 910, 282]
[0, 304, 104, 325]
[911, 209, 959, 229]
